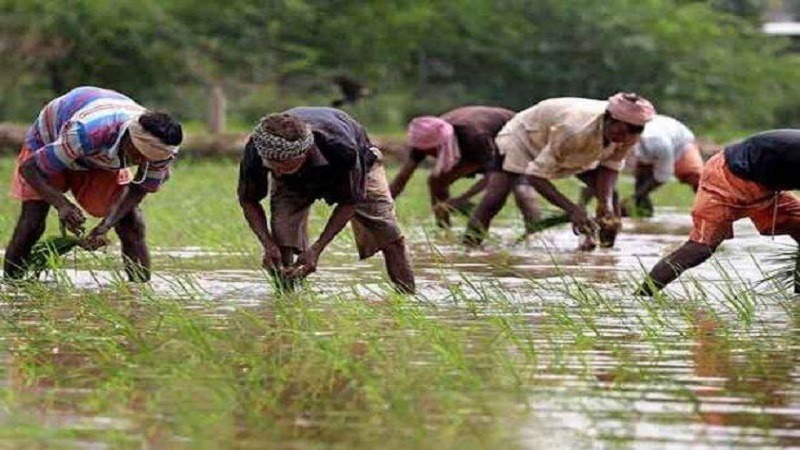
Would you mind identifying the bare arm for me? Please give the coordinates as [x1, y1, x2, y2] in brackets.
[593, 166, 618, 217]
[286, 203, 357, 278]
[451, 177, 488, 204]
[239, 198, 284, 271]
[20, 158, 86, 234]
[237, 148, 282, 270]
[389, 159, 420, 198]
[525, 174, 580, 215]
[635, 241, 715, 295]
[525, 173, 597, 236]
[20, 158, 73, 211]
[239, 199, 278, 249]
[80, 184, 149, 250]
[95, 184, 148, 233]
[310, 203, 357, 254]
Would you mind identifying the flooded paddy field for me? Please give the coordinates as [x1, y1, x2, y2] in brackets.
[0, 158, 797, 449]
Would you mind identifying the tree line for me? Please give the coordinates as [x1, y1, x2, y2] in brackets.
[1, 0, 798, 136]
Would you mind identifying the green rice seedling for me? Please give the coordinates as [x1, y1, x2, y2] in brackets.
[704, 259, 757, 325]
[510, 212, 571, 244]
[758, 244, 800, 293]
[0, 268, 540, 448]
[523, 213, 571, 234]
[449, 200, 477, 217]
[266, 267, 306, 294]
[22, 234, 81, 279]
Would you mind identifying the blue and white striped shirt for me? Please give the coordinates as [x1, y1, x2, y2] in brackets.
[26, 86, 172, 192]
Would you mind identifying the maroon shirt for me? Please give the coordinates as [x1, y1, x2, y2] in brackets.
[411, 106, 515, 173]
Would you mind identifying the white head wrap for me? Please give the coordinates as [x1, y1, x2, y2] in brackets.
[127, 118, 179, 161]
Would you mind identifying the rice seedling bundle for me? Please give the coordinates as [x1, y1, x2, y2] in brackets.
[23, 235, 81, 279]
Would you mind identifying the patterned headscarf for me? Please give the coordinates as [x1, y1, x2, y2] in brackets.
[607, 92, 656, 126]
[252, 115, 315, 163]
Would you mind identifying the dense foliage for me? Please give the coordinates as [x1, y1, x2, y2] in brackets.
[1, 0, 799, 134]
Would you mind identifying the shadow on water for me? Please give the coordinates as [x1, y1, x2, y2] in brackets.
[1, 210, 799, 448]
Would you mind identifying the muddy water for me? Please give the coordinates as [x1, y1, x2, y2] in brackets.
[34, 209, 786, 299]
[7, 210, 800, 448]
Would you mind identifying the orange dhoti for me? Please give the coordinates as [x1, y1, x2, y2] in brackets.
[10, 146, 133, 218]
[689, 152, 800, 247]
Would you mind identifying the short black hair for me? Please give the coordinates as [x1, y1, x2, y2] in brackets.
[139, 111, 183, 146]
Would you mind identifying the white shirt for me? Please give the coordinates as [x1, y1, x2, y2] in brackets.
[635, 115, 695, 182]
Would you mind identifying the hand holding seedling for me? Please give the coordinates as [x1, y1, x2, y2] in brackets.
[55, 204, 109, 251]
[569, 207, 597, 236]
[570, 207, 600, 251]
[597, 215, 621, 248]
[58, 203, 86, 236]
[433, 202, 452, 228]
[284, 247, 320, 279]
[82, 226, 111, 251]
[261, 242, 282, 272]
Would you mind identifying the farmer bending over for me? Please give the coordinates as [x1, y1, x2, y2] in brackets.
[463, 93, 656, 250]
[636, 130, 800, 295]
[237, 107, 415, 293]
[4, 86, 182, 282]
[581, 114, 703, 216]
[390, 106, 541, 230]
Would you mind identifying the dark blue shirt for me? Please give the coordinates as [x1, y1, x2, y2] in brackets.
[238, 107, 376, 205]
[724, 129, 800, 191]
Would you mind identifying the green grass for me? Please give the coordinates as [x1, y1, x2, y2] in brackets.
[0, 156, 696, 251]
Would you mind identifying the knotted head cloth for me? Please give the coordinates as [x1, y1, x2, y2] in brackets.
[252, 114, 315, 163]
[607, 92, 656, 126]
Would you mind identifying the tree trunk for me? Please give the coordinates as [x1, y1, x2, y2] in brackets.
[208, 84, 226, 135]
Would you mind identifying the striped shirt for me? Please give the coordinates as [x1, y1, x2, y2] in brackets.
[25, 86, 172, 192]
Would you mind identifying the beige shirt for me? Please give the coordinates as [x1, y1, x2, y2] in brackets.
[495, 97, 632, 179]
